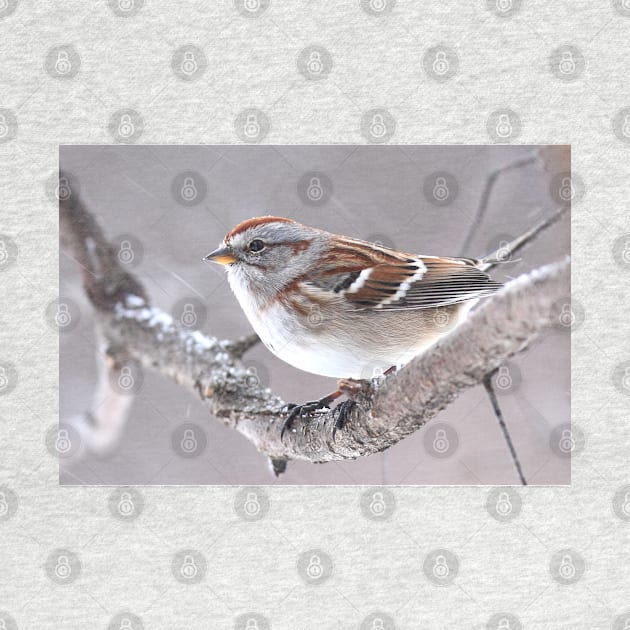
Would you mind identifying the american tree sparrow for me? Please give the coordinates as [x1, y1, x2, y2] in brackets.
[204, 217, 510, 429]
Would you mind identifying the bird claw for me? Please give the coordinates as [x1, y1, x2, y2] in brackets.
[332, 400, 356, 442]
[280, 398, 333, 441]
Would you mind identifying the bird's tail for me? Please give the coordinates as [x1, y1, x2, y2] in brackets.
[477, 205, 569, 272]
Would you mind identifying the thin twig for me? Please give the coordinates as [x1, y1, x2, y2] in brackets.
[483, 373, 528, 486]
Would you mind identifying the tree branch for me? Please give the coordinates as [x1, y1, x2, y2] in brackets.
[60, 178, 569, 465]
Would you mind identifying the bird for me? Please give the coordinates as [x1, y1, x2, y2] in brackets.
[204, 216, 514, 434]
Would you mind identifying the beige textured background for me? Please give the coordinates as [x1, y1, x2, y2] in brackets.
[1, 1, 629, 629]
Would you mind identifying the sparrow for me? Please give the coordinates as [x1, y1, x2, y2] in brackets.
[204, 215, 505, 383]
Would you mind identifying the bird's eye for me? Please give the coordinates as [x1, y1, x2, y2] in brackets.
[248, 239, 265, 253]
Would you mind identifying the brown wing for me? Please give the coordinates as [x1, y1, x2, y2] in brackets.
[304, 237, 502, 311]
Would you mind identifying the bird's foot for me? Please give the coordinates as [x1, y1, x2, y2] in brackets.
[280, 393, 340, 441]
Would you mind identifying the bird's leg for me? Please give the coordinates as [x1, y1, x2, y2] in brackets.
[280, 367, 398, 441]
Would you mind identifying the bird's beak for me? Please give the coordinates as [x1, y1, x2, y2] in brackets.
[203, 246, 237, 266]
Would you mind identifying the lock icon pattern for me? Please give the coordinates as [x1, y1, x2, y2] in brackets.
[558, 554, 576, 579]
[244, 113, 260, 138]
[118, 114, 135, 138]
[56, 428, 72, 454]
[622, 241, 630, 264]
[244, 492, 261, 516]
[244, 0, 261, 11]
[118, 619, 133, 630]
[432, 176, 449, 200]
[495, 492, 512, 516]
[495, 114, 513, 138]
[54, 554, 72, 579]
[306, 554, 323, 579]
[621, 492, 630, 517]
[432, 428, 450, 453]
[181, 51, 197, 75]
[432, 50, 449, 75]
[371, 620, 385, 630]
[181, 428, 198, 453]
[559, 303, 574, 327]
[180, 177, 197, 201]
[559, 177, 574, 201]
[180, 303, 197, 327]
[369, 0, 386, 11]
[622, 115, 630, 138]
[118, 240, 134, 264]
[434, 309, 449, 327]
[369, 492, 386, 515]
[307, 50, 323, 75]
[558, 50, 576, 75]
[623, 367, 630, 390]
[432, 554, 449, 579]
[245, 619, 259, 630]
[558, 428, 574, 453]
[370, 113, 387, 138]
[55, 302, 71, 328]
[495, 365, 512, 390]
[495, 0, 513, 12]
[118, 0, 134, 10]
[118, 492, 135, 516]
[118, 366, 134, 390]
[54, 50, 71, 75]
[57, 176, 71, 200]
[307, 176, 323, 201]
[180, 555, 198, 579]
[497, 619, 512, 630]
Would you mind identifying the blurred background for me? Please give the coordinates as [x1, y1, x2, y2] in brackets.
[59, 145, 570, 485]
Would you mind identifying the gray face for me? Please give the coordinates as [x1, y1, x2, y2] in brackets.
[224, 221, 327, 296]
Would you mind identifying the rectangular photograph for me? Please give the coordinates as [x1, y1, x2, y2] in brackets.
[57, 145, 571, 485]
